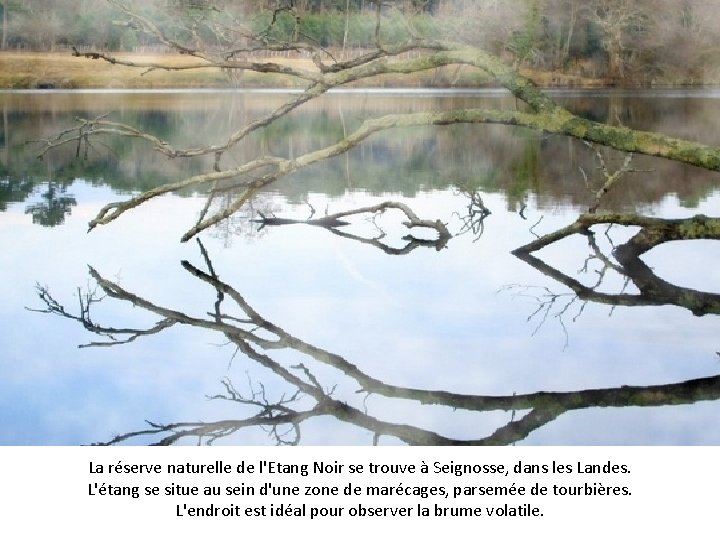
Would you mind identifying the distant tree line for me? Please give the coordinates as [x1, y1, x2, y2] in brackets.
[2, 0, 719, 83]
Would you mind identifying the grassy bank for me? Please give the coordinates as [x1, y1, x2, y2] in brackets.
[1, 51, 612, 90]
[1, 52, 248, 89]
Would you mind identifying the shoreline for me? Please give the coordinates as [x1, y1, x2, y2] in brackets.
[6, 50, 715, 91]
[0, 51, 620, 90]
[4, 87, 720, 95]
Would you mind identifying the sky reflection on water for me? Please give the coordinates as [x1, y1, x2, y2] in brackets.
[1, 185, 718, 445]
[1, 91, 719, 445]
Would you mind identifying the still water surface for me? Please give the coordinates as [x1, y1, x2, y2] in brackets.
[1, 89, 719, 445]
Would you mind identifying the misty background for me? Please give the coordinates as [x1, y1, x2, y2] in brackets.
[2, 1, 720, 85]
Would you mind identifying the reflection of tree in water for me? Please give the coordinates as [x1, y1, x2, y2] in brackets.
[0, 176, 34, 212]
[24, 182, 77, 227]
[34, 218, 720, 446]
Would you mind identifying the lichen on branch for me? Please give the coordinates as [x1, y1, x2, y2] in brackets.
[50, 1, 720, 240]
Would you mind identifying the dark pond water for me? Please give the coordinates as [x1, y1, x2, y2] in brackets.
[1, 89, 719, 445]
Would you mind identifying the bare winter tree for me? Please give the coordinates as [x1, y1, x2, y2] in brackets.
[583, 0, 645, 81]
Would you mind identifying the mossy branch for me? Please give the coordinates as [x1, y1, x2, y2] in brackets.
[58, 4, 720, 239]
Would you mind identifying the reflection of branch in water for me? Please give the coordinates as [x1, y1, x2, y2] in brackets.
[28, 284, 177, 348]
[252, 201, 452, 253]
[500, 284, 584, 349]
[34, 239, 720, 445]
[528, 215, 544, 238]
[95, 370, 720, 446]
[579, 228, 624, 289]
[513, 213, 720, 317]
[208, 376, 305, 446]
[580, 143, 653, 214]
[452, 187, 491, 242]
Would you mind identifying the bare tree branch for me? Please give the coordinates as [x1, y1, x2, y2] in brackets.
[37, 2, 720, 243]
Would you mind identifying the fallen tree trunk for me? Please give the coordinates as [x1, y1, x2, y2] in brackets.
[43, 2, 720, 241]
